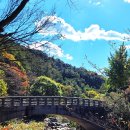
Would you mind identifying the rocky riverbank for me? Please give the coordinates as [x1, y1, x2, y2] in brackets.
[44, 117, 76, 130]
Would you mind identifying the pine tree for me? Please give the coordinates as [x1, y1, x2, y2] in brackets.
[107, 43, 130, 91]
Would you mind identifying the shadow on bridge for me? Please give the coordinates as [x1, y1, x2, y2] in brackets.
[0, 96, 108, 130]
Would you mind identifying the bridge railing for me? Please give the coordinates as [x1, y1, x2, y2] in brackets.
[0, 96, 104, 108]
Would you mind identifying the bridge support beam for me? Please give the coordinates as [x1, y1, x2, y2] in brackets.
[0, 107, 26, 122]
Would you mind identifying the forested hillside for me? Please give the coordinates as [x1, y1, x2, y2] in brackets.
[0, 43, 104, 96]
[13, 45, 104, 87]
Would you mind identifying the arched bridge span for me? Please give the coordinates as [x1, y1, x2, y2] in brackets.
[0, 96, 109, 130]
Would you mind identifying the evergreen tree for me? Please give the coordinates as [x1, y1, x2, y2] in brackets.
[106, 43, 130, 91]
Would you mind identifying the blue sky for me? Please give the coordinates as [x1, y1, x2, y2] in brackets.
[21, 0, 130, 72]
[30, 0, 130, 72]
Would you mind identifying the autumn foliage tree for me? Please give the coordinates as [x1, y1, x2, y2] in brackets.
[0, 70, 7, 96]
[0, 51, 29, 95]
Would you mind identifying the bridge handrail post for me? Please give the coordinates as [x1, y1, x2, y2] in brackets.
[58, 97, 60, 106]
[82, 99, 85, 106]
[37, 97, 39, 106]
[65, 98, 67, 105]
[71, 98, 73, 106]
[88, 99, 90, 107]
[93, 100, 95, 107]
[28, 97, 31, 106]
[20, 97, 23, 106]
[99, 100, 104, 107]
[11, 98, 14, 107]
[77, 98, 80, 106]
[98, 101, 101, 107]
[45, 97, 47, 106]
[94, 100, 98, 107]
[2, 98, 5, 107]
[52, 97, 54, 106]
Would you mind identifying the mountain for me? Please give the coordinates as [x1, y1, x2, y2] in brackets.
[12, 45, 104, 87]
[0, 43, 104, 96]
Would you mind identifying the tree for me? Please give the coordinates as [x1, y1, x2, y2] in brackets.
[86, 89, 100, 99]
[0, 70, 7, 96]
[0, 0, 29, 32]
[0, 0, 75, 50]
[60, 85, 74, 97]
[106, 43, 130, 91]
[0, 0, 56, 49]
[103, 44, 130, 130]
[0, 0, 74, 96]
[0, 51, 29, 95]
[0, 79, 7, 96]
[30, 76, 62, 96]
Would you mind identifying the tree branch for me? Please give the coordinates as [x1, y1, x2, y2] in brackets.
[0, 0, 29, 32]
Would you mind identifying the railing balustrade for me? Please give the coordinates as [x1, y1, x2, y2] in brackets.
[0, 96, 104, 108]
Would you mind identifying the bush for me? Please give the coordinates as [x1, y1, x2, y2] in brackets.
[0, 119, 45, 130]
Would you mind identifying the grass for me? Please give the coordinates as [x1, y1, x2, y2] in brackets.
[0, 119, 45, 130]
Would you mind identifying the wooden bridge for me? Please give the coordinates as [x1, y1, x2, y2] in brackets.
[0, 96, 111, 130]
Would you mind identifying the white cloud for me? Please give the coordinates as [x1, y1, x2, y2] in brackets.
[36, 16, 130, 42]
[124, 0, 130, 3]
[65, 54, 73, 60]
[95, 2, 101, 5]
[88, 0, 102, 6]
[125, 45, 130, 49]
[29, 41, 73, 60]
